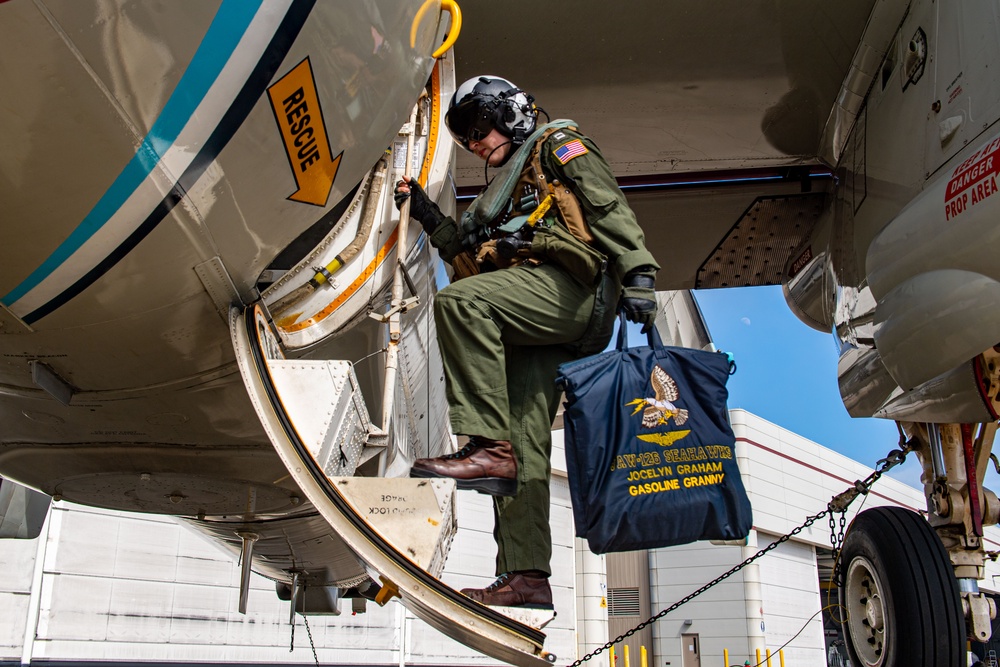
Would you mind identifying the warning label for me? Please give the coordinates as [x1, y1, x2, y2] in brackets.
[267, 57, 342, 207]
[944, 133, 1000, 220]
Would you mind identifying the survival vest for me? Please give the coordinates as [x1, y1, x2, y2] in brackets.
[456, 121, 607, 284]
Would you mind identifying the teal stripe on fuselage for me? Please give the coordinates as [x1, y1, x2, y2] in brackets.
[3, 0, 264, 306]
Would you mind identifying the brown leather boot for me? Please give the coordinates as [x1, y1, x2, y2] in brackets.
[410, 436, 517, 496]
[461, 571, 553, 609]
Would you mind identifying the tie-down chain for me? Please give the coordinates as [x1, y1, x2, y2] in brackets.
[569, 443, 911, 667]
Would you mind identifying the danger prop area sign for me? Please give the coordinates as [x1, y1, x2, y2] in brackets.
[945, 134, 1000, 220]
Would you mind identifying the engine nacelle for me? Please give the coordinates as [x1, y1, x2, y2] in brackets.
[866, 129, 1000, 390]
[782, 215, 836, 333]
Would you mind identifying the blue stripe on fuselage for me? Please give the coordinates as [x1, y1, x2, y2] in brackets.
[22, 0, 316, 324]
[2, 0, 264, 307]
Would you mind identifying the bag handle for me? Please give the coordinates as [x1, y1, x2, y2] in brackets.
[615, 312, 663, 350]
[615, 314, 738, 375]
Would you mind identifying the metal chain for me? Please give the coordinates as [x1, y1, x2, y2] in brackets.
[303, 614, 320, 667]
[826, 447, 906, 585]
[833, 512, 848, 583]
[568, 509, 828, 667]
[569, 446, 909, 666]
[288, 613, 321, 667]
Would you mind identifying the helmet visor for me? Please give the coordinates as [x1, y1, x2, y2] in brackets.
[445, 98, 495, 149]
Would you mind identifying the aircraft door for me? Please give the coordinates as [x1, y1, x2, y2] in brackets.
[229, 303, 553, 667]
[681, 633, 701, 667]
[924, 1, 1000, 176]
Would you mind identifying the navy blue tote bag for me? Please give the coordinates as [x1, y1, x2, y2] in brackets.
[555, 318, 752, 554]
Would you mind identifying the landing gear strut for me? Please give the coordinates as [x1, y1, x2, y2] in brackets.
[839, 416, 1000, 667]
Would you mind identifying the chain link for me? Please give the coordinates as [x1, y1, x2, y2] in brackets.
[303, 615, 320, 667]
[288, 612, 321, 667]
[569, 447, 909, 667]
[832, 511, 848, 585]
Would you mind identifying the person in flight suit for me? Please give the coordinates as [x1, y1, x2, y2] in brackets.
[394, 75, 659, 607]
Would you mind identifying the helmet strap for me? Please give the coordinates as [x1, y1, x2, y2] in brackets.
[483, 140, 514, 185]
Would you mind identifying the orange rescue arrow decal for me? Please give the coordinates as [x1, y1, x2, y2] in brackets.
[267, 57, 341, 207]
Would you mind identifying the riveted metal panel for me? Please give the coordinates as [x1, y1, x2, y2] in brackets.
[696, 194, 826, 289]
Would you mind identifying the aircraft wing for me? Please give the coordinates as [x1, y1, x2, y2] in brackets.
[453, 0, 909, 291]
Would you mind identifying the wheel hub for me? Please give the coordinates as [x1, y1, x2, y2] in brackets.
[845, 556, 887, 666]
[865, 594, 884, 631]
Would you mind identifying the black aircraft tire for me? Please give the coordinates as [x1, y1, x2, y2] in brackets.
[838, 506, 964, 667]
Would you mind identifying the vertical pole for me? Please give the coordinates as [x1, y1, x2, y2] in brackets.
[925, 422, 946, 479]
[765, 649, 772, 667]
[289, 571, 300, 625]
[575, 543, 609, 663]
[756, 648, 762, 666]
[641, 645, 647, 667]
[740, 530, 765, 661]
[724, 648, 729, 667]
[381, 103, 420, 435]
[237, 532, 259, 614]
[21, 505, 54, 667]
[779, 649, 785, 667]
[610, 645, 616, 667]
[624, 644, 630, 667]
[396, 600, 408, 667]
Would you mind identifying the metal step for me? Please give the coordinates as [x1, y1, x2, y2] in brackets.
[232, 303, 553, 667]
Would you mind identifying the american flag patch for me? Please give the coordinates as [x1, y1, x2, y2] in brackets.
[553, 139, 588, 164]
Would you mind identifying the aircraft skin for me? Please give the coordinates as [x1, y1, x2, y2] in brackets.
[0, 0, 448, 594]
[453, 0, 999, 424]
[5, 0, 1000, 665]
[453, 0, 1000, 664]
[0, 3, 553, 664]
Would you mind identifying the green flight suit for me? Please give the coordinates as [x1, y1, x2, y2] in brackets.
[428, 127, 659, 575]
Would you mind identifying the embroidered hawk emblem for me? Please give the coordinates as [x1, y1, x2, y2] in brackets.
[626, 365, 689, 428]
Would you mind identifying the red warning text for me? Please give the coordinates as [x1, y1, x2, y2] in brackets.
[945, 133, 1000, 221]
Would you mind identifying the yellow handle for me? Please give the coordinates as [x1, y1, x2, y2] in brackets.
[411, 0, 462, 59]
[526, 194, 554, 226]
[433, 0, 462, 58]
[374, 576, 400, 606]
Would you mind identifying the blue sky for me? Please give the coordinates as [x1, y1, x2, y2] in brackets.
[693, 285, 927, 489]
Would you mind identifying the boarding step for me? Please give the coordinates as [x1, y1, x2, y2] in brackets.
[264, 358, 456, 578]
[266, 359, 373, 477]
[492, 607, 558, 632]
[234, 302, 550, 667]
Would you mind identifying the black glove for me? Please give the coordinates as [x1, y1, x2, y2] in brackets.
[394, 177, 444, 233]
[620, 270, 657, 333]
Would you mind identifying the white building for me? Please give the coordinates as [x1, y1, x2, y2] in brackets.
[3, 409, 999, 667]
[638, 409, 1000, 667]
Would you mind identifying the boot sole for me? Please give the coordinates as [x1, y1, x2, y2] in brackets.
[460, 590, 554, 610]
[490, 602, 554, 610]
[409, 469, 517, 497]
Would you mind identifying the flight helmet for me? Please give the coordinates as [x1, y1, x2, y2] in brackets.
[445, 75, 537, 153]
